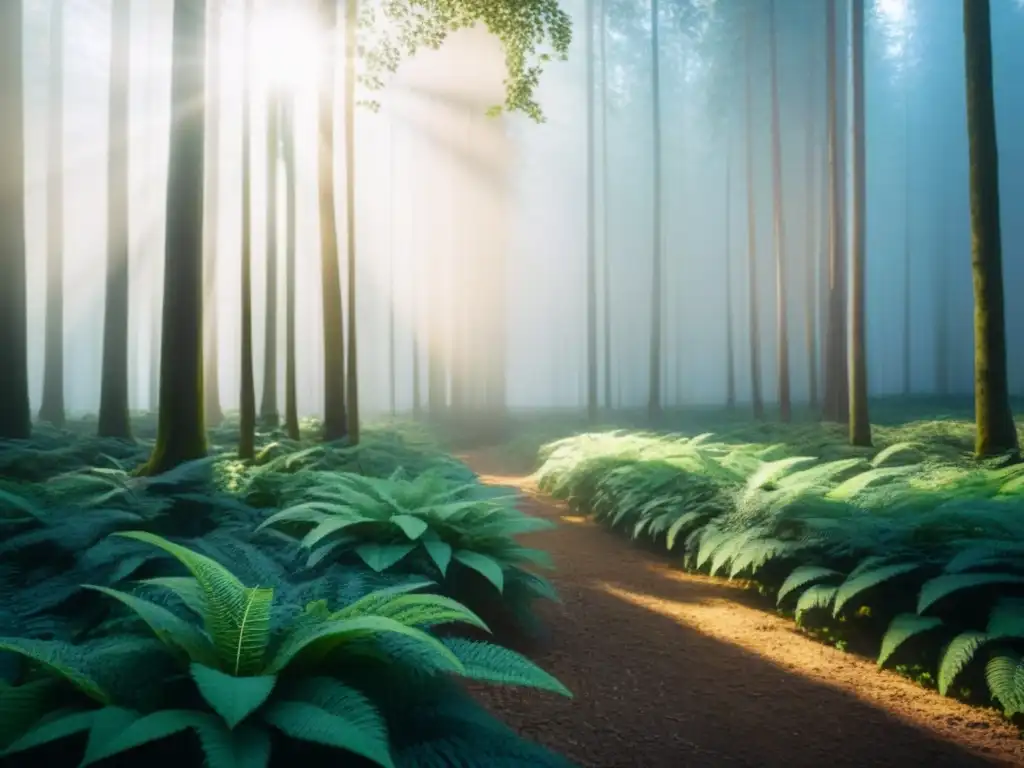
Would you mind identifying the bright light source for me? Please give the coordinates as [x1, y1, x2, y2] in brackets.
[248, 1, 322, 96]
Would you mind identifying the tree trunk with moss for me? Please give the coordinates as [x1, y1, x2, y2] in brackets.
[39, 0, 65, 429]
[962, 0, 1017, 457]
[282, 94, 299, 441]
[98, 0, 133, 440]
[260, 91, 280, 428]
[318, 0, 348, 441]
[141, 0, 207, 475]
[203, 0, 224, 428]
[743, 7, 763, 420]
[848, 0, 871, 448]
[238, 0, 256, 460]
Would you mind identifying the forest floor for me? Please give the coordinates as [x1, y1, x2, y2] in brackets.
[460, 448, 1024, 768]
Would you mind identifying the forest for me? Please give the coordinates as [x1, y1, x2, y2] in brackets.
[1, 0, 1024, 766]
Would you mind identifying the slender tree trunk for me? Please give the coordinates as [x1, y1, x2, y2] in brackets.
[600, 0, 612, 412]
[585, 0, 598, 422]
[848, 0, 871, 447]
[725, 136, 735, 409]
[98, 0, 133, 439]
[282, 94, 299, 440]
[744, 8, 763, 420]
[260, 91, 280, 427]
[823, 0, 849, 423]
[901, 86, 912, 397]
[343, 0, 360, 443]
[388, 126, 396, 417]
[962, 0, 1017, 457]
[40, 0, 65, 428]
[647, 0, 662, 422]
[141, 0, 207, 474]
[203, 0, 224, 428]
[318, 0, 348, 440]
[805, 28, 819, 409]
[238, 0, 256, 459]
[0, 1, 30, 439]
[768, 0, 791, 422]
[936, 194, 950, 397]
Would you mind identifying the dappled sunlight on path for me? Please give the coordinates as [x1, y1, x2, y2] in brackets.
[461, 452, 1024, 768]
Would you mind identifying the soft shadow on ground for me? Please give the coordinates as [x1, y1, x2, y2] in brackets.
[462, 455, 1024, 768]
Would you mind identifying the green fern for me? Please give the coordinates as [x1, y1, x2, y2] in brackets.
[985, 650, 1024, 717]
[917, 573, 1024, 614]
[877, 614, 943, 668]
[777, 566, 842, 606]
[833, 563, 921, 617]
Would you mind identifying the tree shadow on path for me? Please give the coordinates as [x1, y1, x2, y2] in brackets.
[464, 461, 1024, 768]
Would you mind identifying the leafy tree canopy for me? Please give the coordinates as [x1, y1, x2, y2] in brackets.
[359, 0, 573, 121]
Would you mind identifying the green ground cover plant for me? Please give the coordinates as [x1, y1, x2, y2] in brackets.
[0, 418, 572, 767]
[533, 413, 1024, 721]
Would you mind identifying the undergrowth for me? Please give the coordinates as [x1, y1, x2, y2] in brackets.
[0, 416, 571, 767]
[534, 416, 1024, 724]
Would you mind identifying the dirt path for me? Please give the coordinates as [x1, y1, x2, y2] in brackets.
[461, 452, 1024, 768]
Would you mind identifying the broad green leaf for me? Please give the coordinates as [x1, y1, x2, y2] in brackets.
[422, 538, 452, 576]
[81, 709, 210, 765]
[355, 543, 415, 573]
[193, 719, 272, 768]
[390, 514, 429, 540]
[2, 709, 96, 756]
[453, 550, 504, 592]
[262, 697, 393, 768]
[80, 707, 141, 765]
[191, 664, 277, 729]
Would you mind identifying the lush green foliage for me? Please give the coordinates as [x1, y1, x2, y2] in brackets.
[534, 416, 1024, 720]
[0, 418, 571, 766]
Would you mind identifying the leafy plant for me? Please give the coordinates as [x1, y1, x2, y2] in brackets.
[0, 531, 571, 767]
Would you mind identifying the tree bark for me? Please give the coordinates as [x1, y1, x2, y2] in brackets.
[901, 86, 912, 397]
[40, 0, 65, 429]
[600, 0, 612, 412]
[962, 0, 1017, 457]
[98, 0, 133, 439]
[805, 23, 819, 409]
[849, 0, 871, 447]
[724, 135, 735, 409]
[141, 0, 207, 474]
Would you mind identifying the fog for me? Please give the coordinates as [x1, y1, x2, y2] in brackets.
[17, 0, 1024, 420]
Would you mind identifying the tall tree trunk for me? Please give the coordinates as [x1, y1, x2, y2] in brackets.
[141, 0, 207, 474]
[823, 0, 849, 423]
[848, 0, 871, 447]
[343, 0, 360, 444]
[203, 0, 224, 428]
[724, 136, 735, 409]
[901, 86, 912, 397]
[260, 92, 280, 427]
[40, 0, 65, 428]
[282, 94, 299, 441]
[238, 0, 256, 459]
[585, 0, 598, 422]
[805, 27, 819, 409]
[936, 195, 950, 397]
[962, 0, 1017, 457]
[600, 0, 612, 412]
[98, 0, 133, 439]
[647, 0, 662, 422]
[318, 0, 348, 440]
[743, 8, 763, 420]
[388, 126, 396, 417]
[0, 1, 30, 439]
[768, 0, 791, 422]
